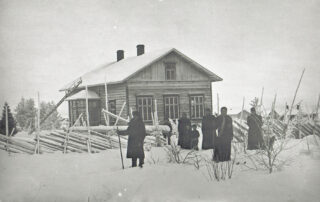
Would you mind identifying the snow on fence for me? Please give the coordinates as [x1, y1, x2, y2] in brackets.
[0, 127, 168, 154]
[232, 118, 320, 142]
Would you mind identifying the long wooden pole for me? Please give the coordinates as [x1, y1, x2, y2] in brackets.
[35, 92, 40, 154]
[5, 105, 8, 151]
[117, 126, 125, 170]
[103, 109, 129, 123]
[154, 99, 158, 126]
[260, 87, 264, 106]
[217, 93, 220, 115]
[271, 93, 277, 124]
[239, 97, 246, 153]
[104, 74, 109, 126]
[85, 85, 91, 153]
[315, 94, 320, 120]
[285, 68, 305, 136]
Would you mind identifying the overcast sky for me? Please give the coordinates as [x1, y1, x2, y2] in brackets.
[0, 0, 319, 117]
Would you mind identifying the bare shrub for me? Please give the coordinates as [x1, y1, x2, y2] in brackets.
[163, 141, 198, 164]
[203, 144, 237, 181]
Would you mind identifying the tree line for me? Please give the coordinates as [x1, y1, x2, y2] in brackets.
[0, 98, 62, 135]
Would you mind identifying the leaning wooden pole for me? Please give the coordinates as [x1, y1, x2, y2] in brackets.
[239, 97, 246, 153]
[312, 94, 320, 145]
[34, 92, 41, 154]
[5, 105, 9, 151]
[285, 68, 305, 137]
[113, 102, 126, 169]
[117, 126, 125, 170]
[217, 93, 220, 115]
[315, 94, 320, 120]
[104, 74, 109, 126]
[85, 85, 91, 153]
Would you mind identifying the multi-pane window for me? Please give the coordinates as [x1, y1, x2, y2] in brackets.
[164, 96, 179, 119]
[69, 100, 85, 125]
[190, 95, 204, 119]
[165, 63, 176, 80]
[137, 96, 153, 121]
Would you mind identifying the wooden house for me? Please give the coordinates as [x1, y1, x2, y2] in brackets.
[60, 45, 222, 126]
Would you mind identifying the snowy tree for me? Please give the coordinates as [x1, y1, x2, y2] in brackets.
[0, 102, 18, 136]
[40, 101, 62, 130]
[15, 97, 36, 130]
[15, 98, 62, 131]
[250, 97, 259, 108]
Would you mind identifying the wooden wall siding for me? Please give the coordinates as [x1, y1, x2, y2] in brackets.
[130, 52, 210, 81]
[127, 81, 212, 123]
[89, 83, 127, 125]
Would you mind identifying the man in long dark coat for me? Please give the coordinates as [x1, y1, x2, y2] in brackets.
[178, 112, 191, 147]
[247, 107, 264, 150]
[126, 111, 146, 168]
[201, 108, 217, 150]
[213, 107, 234, 162]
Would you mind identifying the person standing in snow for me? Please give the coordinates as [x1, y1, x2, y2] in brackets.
[124, 111, 146, 168]
[178, 112, 191, 147]
[201, 108, 217, 150]
[247, 107, 265, 150]
[162, 115, 172, 145]
[190, 124, 200, 150]
[213, 107, 234, 162]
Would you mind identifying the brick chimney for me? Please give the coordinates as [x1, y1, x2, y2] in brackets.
[117, 50, 124, 61]
[136, 44, 145, 56]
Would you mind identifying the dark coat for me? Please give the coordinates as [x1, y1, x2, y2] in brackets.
[178, 117, 191, 147]
[190, 130, 200, 149]
[213, 115, 234, 162]
[201, 115, 217, 149]
[181, 128, 194, 149]
[126, 117, 146, 159]
[247, 114, 264, 150]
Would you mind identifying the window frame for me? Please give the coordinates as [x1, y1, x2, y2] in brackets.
[165, 62, 176, 80]
[69, 100, 86, 125]
[163, 95, 180, 120]
[189, 94, 205, 119]
[136, 96, 154, 122]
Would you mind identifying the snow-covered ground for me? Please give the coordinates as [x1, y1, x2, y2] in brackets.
[0, 135, 320, 202]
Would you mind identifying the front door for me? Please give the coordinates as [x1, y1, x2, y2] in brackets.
[89, 100, 101, 126]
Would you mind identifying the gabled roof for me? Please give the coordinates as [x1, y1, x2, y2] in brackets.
[60, 48, 222, 91]
[65, 89, 100, 101]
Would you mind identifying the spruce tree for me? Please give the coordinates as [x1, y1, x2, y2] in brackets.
[0, 102, 18, 136]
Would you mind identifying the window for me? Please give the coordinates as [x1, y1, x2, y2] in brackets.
[190, 95, 204, 119]
[165, 63, 176, 80]
[164, 96, 179, 119]
[69, 100, 85, 125]
[137, 96, 153, 121]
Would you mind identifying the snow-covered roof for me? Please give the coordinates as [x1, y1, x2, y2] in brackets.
[60, 48, 222, 91]
[65, 89, 100, 100]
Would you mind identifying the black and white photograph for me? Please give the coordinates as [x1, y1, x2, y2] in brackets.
[0, 0, 319, 201]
